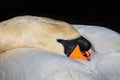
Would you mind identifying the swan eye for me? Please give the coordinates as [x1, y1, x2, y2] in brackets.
[57, 39, 62, 43]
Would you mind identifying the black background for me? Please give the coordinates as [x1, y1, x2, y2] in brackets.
[0, 0, 119, 33]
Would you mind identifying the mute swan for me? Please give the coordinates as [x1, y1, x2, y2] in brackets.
[0, 16, 120, 80]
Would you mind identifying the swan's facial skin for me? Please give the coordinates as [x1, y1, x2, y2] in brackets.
[0, 16, 80, 56]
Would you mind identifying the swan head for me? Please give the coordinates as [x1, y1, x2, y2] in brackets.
[0, 16, 91, 60]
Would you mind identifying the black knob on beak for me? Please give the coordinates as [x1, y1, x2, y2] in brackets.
[78, 36, 91, 51]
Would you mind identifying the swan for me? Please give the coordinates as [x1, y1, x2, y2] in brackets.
[0, 16, 120, 80]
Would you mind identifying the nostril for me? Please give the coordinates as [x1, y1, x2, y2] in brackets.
[78, 36, 91, 51]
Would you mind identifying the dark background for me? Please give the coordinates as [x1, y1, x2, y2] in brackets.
[0, 0, 119, 33]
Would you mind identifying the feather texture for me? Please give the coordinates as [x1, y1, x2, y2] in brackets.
[0, 16, 120, 80]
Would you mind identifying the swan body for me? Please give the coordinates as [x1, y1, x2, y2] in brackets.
[0, 16, 120, 80]
[73, 25, 120, 80]
[0, 48, 96, 80]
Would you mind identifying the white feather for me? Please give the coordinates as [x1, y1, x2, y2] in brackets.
[0, 25, 120, 80]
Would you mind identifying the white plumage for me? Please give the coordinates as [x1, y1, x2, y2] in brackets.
[0, 16, 120, 80]
[73, 25, 120, 80]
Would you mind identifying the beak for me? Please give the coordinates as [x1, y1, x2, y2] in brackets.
[69, 45, 90, 61]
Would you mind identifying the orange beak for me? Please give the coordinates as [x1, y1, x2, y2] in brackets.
[69, 45, 90, 61]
